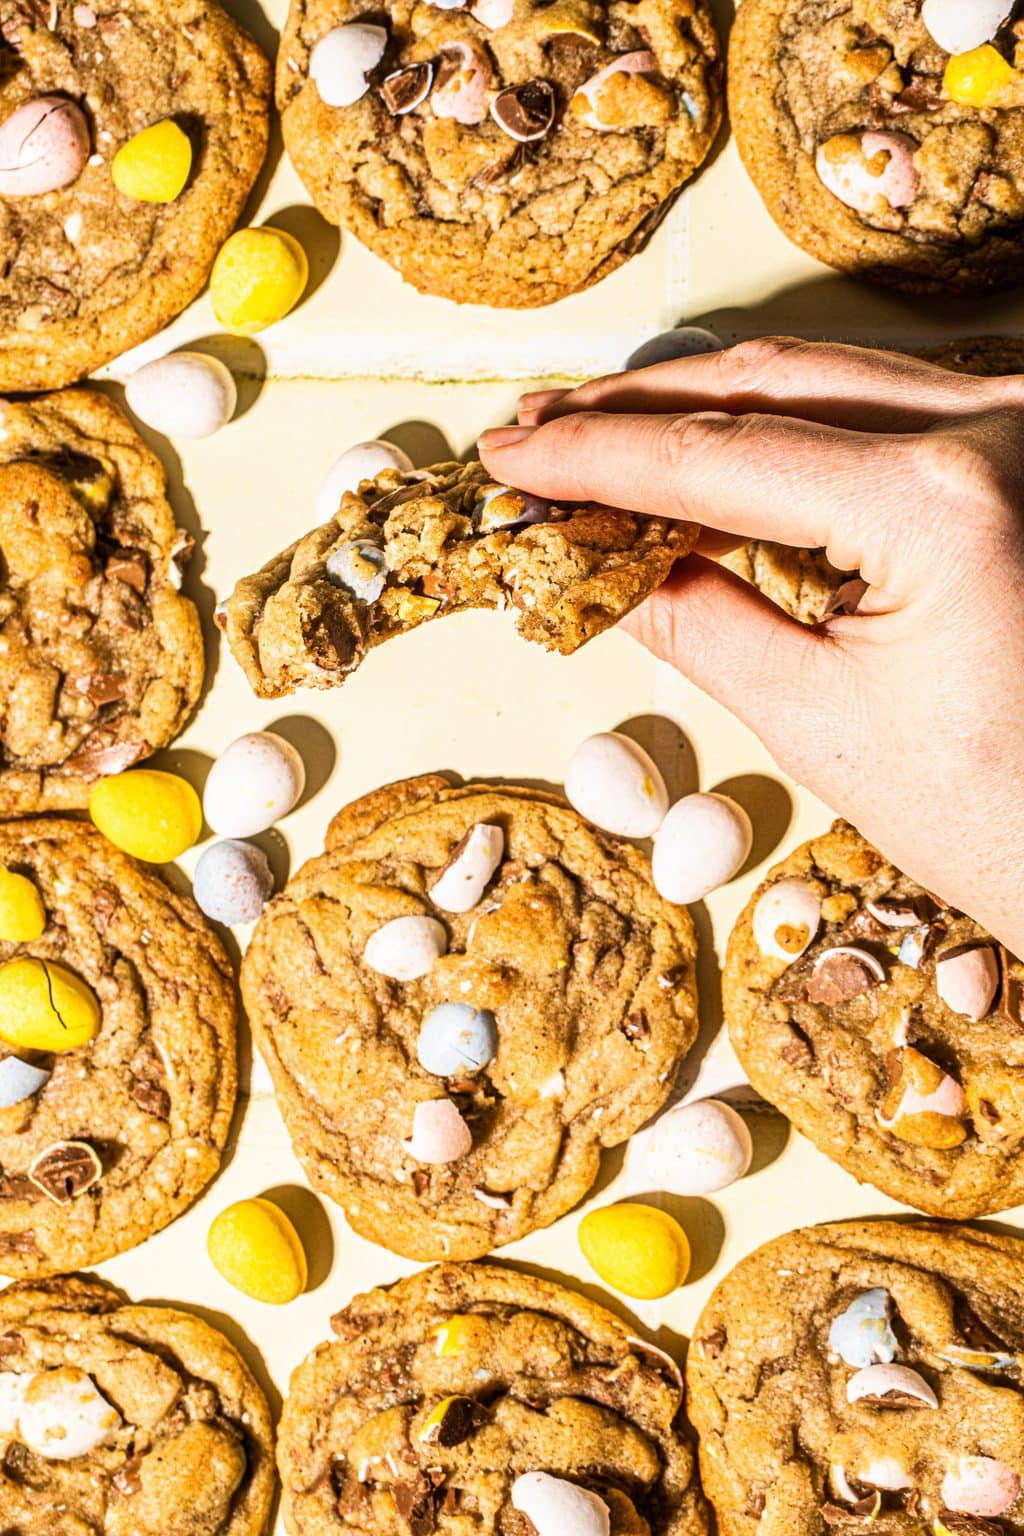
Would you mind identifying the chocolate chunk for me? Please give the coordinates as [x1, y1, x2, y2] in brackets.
[380, 61, 433, 114]
[421, 1395, 487, 1447]
[621, 1008, 649, 1042]
[999, 947, 1024, 1028]
[111, 1453, 143, 1497]
[773, 964, 809, 1004]
[781, 1025, 814, 1064]
[472, 143, 528, 189]
[105, 550, 148, 594]
[0, 1173, 42, 1201]
[806, 949, 882, 1006]
[394, 1475, 440, 1535]
[28, 1139, 102, 1204]
[820, 1495, 880, 1522]
[699, 1326, 727, 1358]
[0, 1230, 41, 1256]
[0, 1330, 23, 1357]
[491, 81, 556, 142]
[411, 1168, 429, 1196]
[74, 672, 128, 706]
[935, 1517, 1004, 1536]
[3, 1439, 45, 1489]
[744, 1491, 766, 1519]
[301, 606, 363, 674]
[369, 480, 435, 517]
[894, 74, 944, 112]
[840, 908, 889, 943]
[130, 1076, 171, 1119]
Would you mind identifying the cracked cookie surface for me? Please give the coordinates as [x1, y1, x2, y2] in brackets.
[724, 820, 1024, 1219]
[279, 1260, 708, 1535]
[0, 388, 204, 815]
[729, 0, 1024, 292]
[688, 1220, 1024, 1536]
[277, 0, 721, 307]
[0, 818, 236, 1276]
[0, 0, 270, 391]
[222, 460, 696, 698]
[0, 1272, 274, 1535]
[241, 774, 699, 1260]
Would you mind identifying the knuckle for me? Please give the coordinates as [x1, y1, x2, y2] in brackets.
[916, 428, 1016, 516]
[715, 335, 806, 386]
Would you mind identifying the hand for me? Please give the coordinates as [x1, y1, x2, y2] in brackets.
[479, 338, 1024, 954]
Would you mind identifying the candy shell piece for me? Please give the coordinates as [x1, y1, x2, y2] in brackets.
[111, 119, 191, 203]
[652, 792, 752, 905]
[0, 958, 100, 1054]
[310, 23, 387, 107]
[404, 1098, 473, 1164]
[941, 1456, 1021, 1518]
[432, 41, 493, 125]
[922, 0, 1010, 56]
[631, 1099, 752, 1196]
[203, 732, 305, 837]
[511, 1471, 611, 1536]
[0, 1055, 51, 1108]
[364, 915, 448, 981]
[846, 1363, 938, 1409]
[626, 326, 723, 371]
[571, 51, 664, 131]
[935, 944, 999, 1020]
[417, 1003, 499, 1076]
[0, 96, 90, 198]
[815, 131, 919, 215]
[19, 1367, 121, 1460]
[474, 483, 549, 533]
[944, 43, 1018, 105]
[315, 440, 414, 520]
[90, 769, 202, 862]
[193, 840, 274, 925]
[207, 1197, 308, 1304]
[564, 732, 668, 838]
[125, 352, 237, 440]
[471, 0, 515, 27]
[578, 1202, 690, 1300]
[428, 824, 504, 913]
[0, 869, 46, 942]
[828, 1290, 898, 1368]
[326, 539, 387, 603]
[432, 1314, 491, 1356]
[210, 228, 309, 336]
[752, 878, 821, 962]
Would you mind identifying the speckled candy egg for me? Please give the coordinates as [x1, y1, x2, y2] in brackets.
[651, 792, 752, 904]
[922, 0, 1010, 56]
[18, 1368, 121, 1460]
[564, 732, 668, 838]
[941, 1456, 1021, 1518]
[404, 1098, 473, 1164]
[828, 1289, 898, 1368]
[752, 878, 822, 962]
[511, 1472, 611, 1536]
[315, 440, 414, 521]
[126, 352, 237, 440]
[631, 1099, 752, 1196]
[364, 916, 448, 981]
[0, 97, 90, 197]
[417, 1002, 498, 1076]
[626, 325, 723, 371]
[193, 840, 274, 925]
[203, 732, 305, 837]
[310, 24, 387, 107]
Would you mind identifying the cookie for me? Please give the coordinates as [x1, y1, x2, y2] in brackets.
[241, 773, 699, 1260]
[0, 0, 270, 392]
[221, 460, 696, 698]
[723, 819, 1024, 1219]
[0, 1272, 274, 1535]
[0, 818, 236, 1276]
[0, 388, 203, 814]
[276, 0, 722, 308]
[279, 1260, 708, 1534]
[688, 1219, 1024, 1535]
[921, 333, 1024, 374]
[729, 0, 1024, 292]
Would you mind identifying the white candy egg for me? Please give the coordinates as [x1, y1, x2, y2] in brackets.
[511, 1472, 611, 1536]
[564, 732, 668, 838]
[651, 793, 752, 904]
[626, 326, 723, 372]
[922, 0, 1009, 56]
[364, 915, 448, 980]
[203, 732, 306, 837]
[828, 1290, 897, 1369]
[403, 1098, 472, 1164]
[752, 878, 822, 962]
[631, 1099, 752, 1195]
[942, 1456, 1021, 1518]
[429, 824, 504, 913]
[846, 1363, 938, 1409]
[19, 1367, 121, 1460]
[310, 24, 387, 107]
[326, 539, 387, 603]
[125, 352, 237, 440]
[0, 1055, 51, 1108]
[936, 944, 999, 1021]
[315, 439, 414, 521]
[193, 839, 274, 925]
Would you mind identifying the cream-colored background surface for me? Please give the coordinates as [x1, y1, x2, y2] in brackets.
[60, 0, 1024, 1525]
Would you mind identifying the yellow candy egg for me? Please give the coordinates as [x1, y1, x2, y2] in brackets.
[112, 119, 192, 204]
[0, 871, 46, 943]
[431, 1314, 491, 1357]
[209, 228, 309, 335]
[207, 1198, 308, 1304]
[0, 957, 100, 1053]
[943, 44, 1017, 106]
[578, 1202, 691, 1300]
[89, 770, 202, 863]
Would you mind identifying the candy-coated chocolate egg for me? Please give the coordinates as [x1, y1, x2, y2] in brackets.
[326, 539, 387, 603]
[207, 1197, 308, 1304]
[0, 869, 46, 942]
[651, 792, 752, 904]
[428, 824, 504, 913]
[0, 958, 99, 1053]
[210, 228, 309, 335]
[828, 1290, 897, 1368]
[922, 0, 1010, 57]
[578, 1202, 690, 1299]
[845, 1363, 937, 1408]
[935, 944, 999, 1020]
[126, 352, 236, 439]
[941, 1456, 1021, 1518]
[0, 97, 90, 197]
[404, 1098, 472, 1164]
[310, 24, 387, 107]
[752, 878, 821, 962]
[315, 440, 414, 521]
[364, 915, 448, 981]
[512, 1472, 611, 1536]
[417, 1002, 498, 1076]
[90, 769, 202, 862]
[19, 1368, 121, 1460]
[565, 732, 668, 838]
[111, 119, 191, 203]
[193, 840, 274, 925]
[632, 1099, 752, 1196]
[203, 732, 305, 837]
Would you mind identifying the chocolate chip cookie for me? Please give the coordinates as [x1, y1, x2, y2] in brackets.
[241, 773, 699, 1260]
[0, 818, 236, 1276]
[688, 1219, 1024, 1536]
[279, 1260, 708, 1535]
[723, 819, 1024, 1219]
[0, 388, 203, 815]
[729, 0, 1024, 292]
[277, 0, 722, 308]
[221, 460, 697, 698]
[0, 0, 270, 392]
[0, 1272, 274, 1535]
[920, 333, 1024, 374]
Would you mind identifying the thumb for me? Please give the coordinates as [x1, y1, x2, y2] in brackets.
[623, 556, 857, 785]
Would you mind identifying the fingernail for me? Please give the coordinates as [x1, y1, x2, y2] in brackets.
[478, 425, 536, 449]
[517, 388, 567, 412]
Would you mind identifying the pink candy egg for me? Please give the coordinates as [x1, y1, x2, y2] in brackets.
[815, 130, 919, 215]
[936, 944, 999, 1020]
[572, 51, 658, 130]
[942, 1457, 1021, 1519]
[431, 42, 492, 126]
[0, 96, 90, 198]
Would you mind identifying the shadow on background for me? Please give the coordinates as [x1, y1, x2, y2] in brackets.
[269, 204, 343, 309]
[262, 1183, 335, 1292]
[712, 771, 792, 875]
[267, 714, 338, 809]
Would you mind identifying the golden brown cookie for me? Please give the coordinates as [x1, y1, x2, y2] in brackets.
[0, 388, 204, 814]
[729, 0, 1024, 293]
[276, 0, 722, 307]
[0, 0, 270, 392]
[688, 1220, 1024, 1536]
[221, 459, 696, 698]
[0, 1273, 274, 1535]
[241, 773, 699, 1260]
[279, 1261, 708, 1535]
[920, 333, 1024, 374]
[0, 818, 236, 1276]
[723, 819, 1024, 1219]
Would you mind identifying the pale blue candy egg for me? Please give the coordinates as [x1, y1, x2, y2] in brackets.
[417, 1003, 498, 1076]
[193, 839, 274, 925]
[828, 1289, 898, 1368]
[626, 326, 723, 372]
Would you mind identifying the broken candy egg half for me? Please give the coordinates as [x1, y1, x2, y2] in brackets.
[752, 878, 822, 962]
[0, 1367, 121, 1460]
